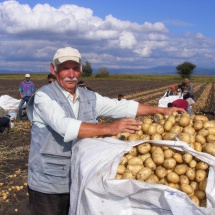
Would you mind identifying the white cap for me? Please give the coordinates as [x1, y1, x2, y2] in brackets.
[53, 47, 82, 67]
[25, 74, 30, 78]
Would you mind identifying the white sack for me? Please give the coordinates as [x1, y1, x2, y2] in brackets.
[69, 138, 215, 215]
[0, 95, 21, 111]
[158, 95, 182, 107]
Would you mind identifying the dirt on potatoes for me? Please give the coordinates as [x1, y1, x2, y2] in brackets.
[0, 79, 214, 215]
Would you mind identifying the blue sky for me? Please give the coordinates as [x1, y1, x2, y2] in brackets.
[1, 0, 215, 73]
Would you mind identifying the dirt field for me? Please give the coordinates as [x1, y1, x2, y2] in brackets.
[0, 79, 214, 215]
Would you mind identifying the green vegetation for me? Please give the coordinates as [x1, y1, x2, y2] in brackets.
[176, 62, 196, 79]
[0, 73, 214, 82]
[82, 61, 93, 77]
[95, 67, 110, 78]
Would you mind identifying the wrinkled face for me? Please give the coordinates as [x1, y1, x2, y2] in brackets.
[55, 61, 82, 94]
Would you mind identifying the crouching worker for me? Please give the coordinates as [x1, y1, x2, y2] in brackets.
[26, 46, 185, 215]
[0, 115, 11, 134]
[168, 99, 193, 116]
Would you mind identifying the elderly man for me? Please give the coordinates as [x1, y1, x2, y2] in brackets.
[27, 46, 185, 215]
[18, 74, 35, 120]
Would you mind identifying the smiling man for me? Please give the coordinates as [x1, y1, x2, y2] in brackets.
[26, 46, 185, 215]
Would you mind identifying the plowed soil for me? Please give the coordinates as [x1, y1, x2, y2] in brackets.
[0, 79, 214, 215]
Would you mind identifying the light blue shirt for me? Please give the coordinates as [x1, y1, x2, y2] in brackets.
[33, 82, 138, 142]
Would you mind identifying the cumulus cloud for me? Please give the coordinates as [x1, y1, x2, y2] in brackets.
[0, 0, 214, 72]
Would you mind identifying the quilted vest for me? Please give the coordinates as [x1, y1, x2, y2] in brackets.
[27, 82, 97, 194]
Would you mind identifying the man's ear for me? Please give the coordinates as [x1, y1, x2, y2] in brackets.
[50, 63, 56, 75]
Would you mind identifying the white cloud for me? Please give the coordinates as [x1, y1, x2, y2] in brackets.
[0, 0, 215, 72]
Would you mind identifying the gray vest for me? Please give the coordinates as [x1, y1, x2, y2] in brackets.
[27, 83, 97, 194]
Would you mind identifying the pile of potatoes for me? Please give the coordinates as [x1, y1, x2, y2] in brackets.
[113, 113, 215, 207]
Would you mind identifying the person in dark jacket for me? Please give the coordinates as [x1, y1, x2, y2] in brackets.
[0, 115, 11, 134]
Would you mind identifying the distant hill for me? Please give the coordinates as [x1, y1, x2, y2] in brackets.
[0, 66, 215, 76]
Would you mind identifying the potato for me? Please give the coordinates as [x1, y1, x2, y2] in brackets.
[155, 166, 167, 179]
[195, 170, 207, 182]
[198, 179, 207, 192]
[190, 181, 198, 191]
[159, 177, 168, 185]
[194, 115, 208, 122]
[190, 195, 200, 206]
[147, 125, 157, 135]
[173, 153, 183, 163]
[138, 153, 151, 162]
[152, 148, 164, 165]
[195, 135, 206, 145]
[115, 174, 122, 179]
[166, 172, 180, 184]
[128, 134, 141, 141]
[128, 147, 138, 156]
[116, 132, 130, 140]
[128, 157, 143, 165]
[119, 156, 128, 166]
[179, 175, 189, 184]
[135, 129, 143, 136]
[186, 168, 196, 181]
[151, 133, 162, 140]
[180, 184, 194, 197]
[194, 190, 206, 200]
[179, 116, 190, 127]
[177, 133, 191, 144]
[189, 159, 197, 168]
[183, 126, 196, 136]
[154, 113, 164, 122]
[156, 125, 164, 134]
[125, 153, 134, 160]
[141, 123, 151, 133]
[127, 164, 143, 175]
[117, 165, 126, 174]
[136, 167, 152, 181]
[159, 119, 166, 126]
[137, 143, 151, 155]
[164, 120, 173, 132]
[170, 125, 182, 134]
[168, 115, 176, 125]
[193, 121, 203, 131]
[203, 121, 215, 128]
[144, 157, 156, 170]
[198, 128, 209, 137]
[140, 134, 151, 140]
[163, 149, 174, 159]
[208, 127, 215, 135]
[142, 118, 153, 124]
[162, 132, 175, 140]
[183, 153, 193, 164]
[121, 170, 136, 179]
[193, 142, 202, 152]
[200, 199, 207, 207]
[203, 143, 215, 156]
[145, 173, 159, 183]
[206, 134, 215, 143]
[196, 161, 208, 170]
[174, 164, 188, 175]
[163, 158, 176, 170]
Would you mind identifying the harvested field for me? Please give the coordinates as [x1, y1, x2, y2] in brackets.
[0, 78, 214, 215]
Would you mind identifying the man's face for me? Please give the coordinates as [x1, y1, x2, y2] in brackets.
[55, 60, 82, 93]
[25, 77, 30, 82]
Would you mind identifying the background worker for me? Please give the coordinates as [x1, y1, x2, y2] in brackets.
[118, 94, 124, 101]
[27, 46, 185, 215]
[18, 74, 35, 120]
[77, 80, 93, 91]
[167, 99, 193, 115]
[0, 114, 11, 134]
[47, 73, 56, 83]
[183, 78, 194, 100]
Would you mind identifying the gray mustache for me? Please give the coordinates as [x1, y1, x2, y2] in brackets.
[63, 78, 78, 82]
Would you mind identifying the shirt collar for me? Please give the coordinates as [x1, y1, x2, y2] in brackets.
[54, 81, 80, 101]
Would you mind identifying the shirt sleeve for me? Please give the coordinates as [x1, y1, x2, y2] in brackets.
[33, 91, 82, 142]
[95, 92, 138, 118]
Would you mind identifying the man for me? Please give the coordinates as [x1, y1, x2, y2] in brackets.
[27, 46, 185, 215]
[0, 114, 11, 134]
[118, 94, 124, 101]
[47, 73, 56, 83]
[168, 99, 193, 115]
[18, 74, 35, 120]
[183, 78, 194, 100]
[77, 80, 93, 91]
